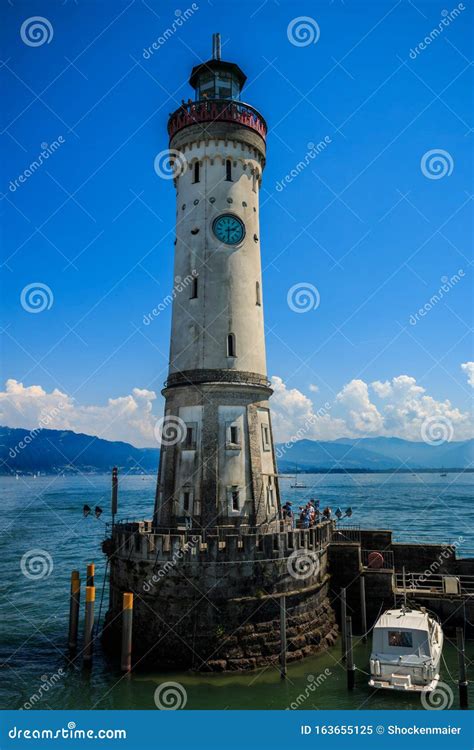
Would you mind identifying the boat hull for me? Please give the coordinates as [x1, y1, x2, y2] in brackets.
[369, 676, 440, 692]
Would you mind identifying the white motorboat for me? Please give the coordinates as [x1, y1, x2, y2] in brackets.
[368, 606, 443, 692]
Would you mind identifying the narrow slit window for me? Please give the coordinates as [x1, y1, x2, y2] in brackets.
[232, 488, 240, 511]
[225, 159, 232, 182]
[185, 426, 195, 449]
[256, 281, 261, 306]
[252, 171, 257, 192]
[262, 424, 271, 451]
[183, 491, 190, 511]
[230, 425, 238, 444]
[190, 276, 198, 299]
[227, 333, 236, 357]
[193, 162, 200, 183]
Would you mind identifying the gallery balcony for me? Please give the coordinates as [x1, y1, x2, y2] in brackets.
[167, 98, 267, 142]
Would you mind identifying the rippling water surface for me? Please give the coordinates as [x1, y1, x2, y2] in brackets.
[1, 472, 472, 710]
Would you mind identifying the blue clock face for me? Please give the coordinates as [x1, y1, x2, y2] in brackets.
[212, 214, 245, 245]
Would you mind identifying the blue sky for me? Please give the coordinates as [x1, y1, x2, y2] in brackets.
[1, 0, 473, 447]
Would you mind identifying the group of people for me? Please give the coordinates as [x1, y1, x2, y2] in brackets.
[281, 499, 332, 529]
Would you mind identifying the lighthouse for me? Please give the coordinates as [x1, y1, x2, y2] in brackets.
[154, 34, 280, 532]
[103, 38, 337, 672]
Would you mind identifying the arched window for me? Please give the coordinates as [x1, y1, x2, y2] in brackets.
[256, 281, 261, 306]
[227, 333, 236, 357]
[193, 162, 200, 183]
[190, 275, 198, 299]
[225, 159, 232, 182]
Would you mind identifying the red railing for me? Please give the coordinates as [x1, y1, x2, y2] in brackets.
[168, 99, 267, 141]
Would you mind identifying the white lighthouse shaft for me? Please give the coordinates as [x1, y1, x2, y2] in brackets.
[169, 143, 266, 375]
[154, 44, 280, 530]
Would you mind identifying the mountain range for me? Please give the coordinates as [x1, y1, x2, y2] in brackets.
[0, 426, 472, 475]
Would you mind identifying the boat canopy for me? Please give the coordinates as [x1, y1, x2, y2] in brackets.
[372, 609, 432, 656]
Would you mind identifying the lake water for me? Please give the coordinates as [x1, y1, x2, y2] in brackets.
[1, 472, 472, 710]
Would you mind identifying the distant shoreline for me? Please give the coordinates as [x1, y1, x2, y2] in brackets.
[2, 467, 473, 478]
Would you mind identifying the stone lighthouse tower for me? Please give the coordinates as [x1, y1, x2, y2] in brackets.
[103, 38, 337, 672]
[154, 34, 280, 532]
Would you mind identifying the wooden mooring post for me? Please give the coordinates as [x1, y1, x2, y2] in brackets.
[345, 616, 355, 690]
[456, 627, 469, 710]
[341, 588, 347, 661]
[279, 595, 287, 679]
[360, 576, 367, 642]
[86, 562, 95, 587]
[67, 570, 80, 652]
[121, 593, 134, 673]
[83, 585, 95, 665]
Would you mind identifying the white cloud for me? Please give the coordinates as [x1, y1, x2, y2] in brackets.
[0, 379, 159, 448]
[1, 368, 473, 449]
[370, 375, 470, 440]
[461, 362, 474, 388]
[336, 379, 384, 434]
[270, 372, 472, 444]
[309, 383, 319, 393]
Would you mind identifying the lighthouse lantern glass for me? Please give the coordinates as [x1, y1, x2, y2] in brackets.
[196, 70, 241, 101]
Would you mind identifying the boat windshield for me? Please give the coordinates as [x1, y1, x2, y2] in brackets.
[373, 627, 430, 655]
[388, 630, 413, 647]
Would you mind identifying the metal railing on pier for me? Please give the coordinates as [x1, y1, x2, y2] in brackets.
[331, 525, 361, 543]
[394, 571, 474, 597]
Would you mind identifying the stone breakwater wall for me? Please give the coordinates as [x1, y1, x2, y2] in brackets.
[103, 522, 338, 671]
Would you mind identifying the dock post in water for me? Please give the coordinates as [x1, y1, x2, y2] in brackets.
[340, 588, 347, 661]
[111, 467, 118, 527]
[86, 562, 95, 587]
[67, 570, 80, 652]
[345, 616, 355, 690]
[360, 575, 367, 642]
[83, 585, 95, 665]
[279, 595, 287, 679]
[456, 627, 469, 709]
[121, 592, 134, 672]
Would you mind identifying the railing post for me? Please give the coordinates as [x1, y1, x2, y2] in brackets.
[346, 616, 355, 690]
[279, 595, 287, 679]
[360, 575, 367, 642]
[83, 585, 95, 665]
[341, 588, 347, 661]
[68, 571, 80, 652]
[456, 627, 469, 709]
[121, 593, 134, 673]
